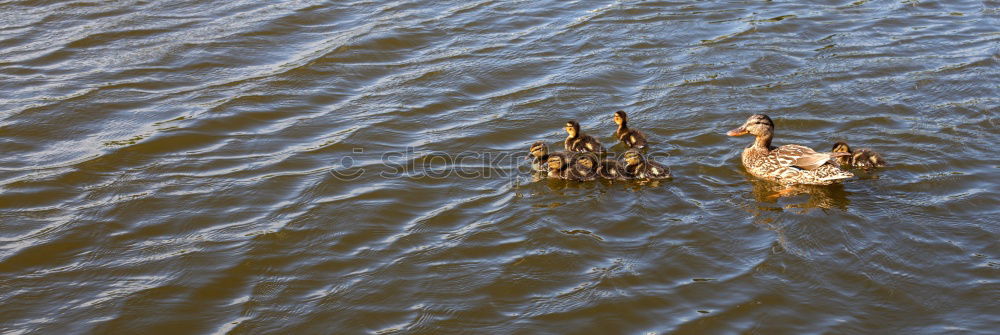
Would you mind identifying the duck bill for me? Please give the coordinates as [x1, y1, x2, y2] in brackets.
[726, 127, 748, 136]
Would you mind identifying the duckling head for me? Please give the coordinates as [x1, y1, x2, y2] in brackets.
[832, 141, 852, 154]
[830, 142, 853, 166]
[613, 110, 627, 126]
[727, 114, 773, 137]
[572, 152, 598, 171]
[623, 149, 644, 167]
[547, 155, 566, 172]
[565, 120, 580, 138]
[529, 141, 548, 160]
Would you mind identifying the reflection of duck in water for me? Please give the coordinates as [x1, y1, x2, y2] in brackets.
[746, 175, 850, 212]
[832, 141, 886, 171]
[741, 178, 850, 257]
[726, 114, 853, 185]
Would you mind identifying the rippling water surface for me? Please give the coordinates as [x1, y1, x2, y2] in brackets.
[1, 0, 998, 333]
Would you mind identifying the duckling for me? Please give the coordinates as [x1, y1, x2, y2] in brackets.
[597, 158, 626, 180]
[527, 141, 551, 172]
[613, 110, 648, 149]
[621, 149, 671, 179]
[564, 120, 605, 153]
[565, 152, 599, 181]
[726, 114, 853, 185]
[546, 153, 570, 179]
[832, 142, 886, 170]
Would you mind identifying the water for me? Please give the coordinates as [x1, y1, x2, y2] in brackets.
[1, 0, 998, 333]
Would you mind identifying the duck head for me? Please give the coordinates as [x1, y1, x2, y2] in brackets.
[831, 141, 852, 166]
[832, 141, 851, 154]
[727, 114, 774, 137]
[613, 111, 627, 127]
[528, 141, 548, 160]
[547, 154, 567, 173]
[572, 152, 598, 171]
[623, 149, 644, 168]
[564, 120, 580, 138]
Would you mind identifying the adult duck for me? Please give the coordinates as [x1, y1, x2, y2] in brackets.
[726, 114, 853, 185]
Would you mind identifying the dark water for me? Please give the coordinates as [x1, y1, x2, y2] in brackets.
[1, 0, 998, 333]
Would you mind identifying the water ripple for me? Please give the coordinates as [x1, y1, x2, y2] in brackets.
[1, 0, 997, 333]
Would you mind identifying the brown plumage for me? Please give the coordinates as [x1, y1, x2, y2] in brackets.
[597, 158, 626, 180]
[532, 141, 624, 181]
[621, 149, 671, 179]
[565, 152, 599, 181]
[546, 153, 570, 179]
[527, 141, 569, 173]
[832, 142, 887, 170]
[613, 110, 648, 149]
[727, 114, 853, 185]
[544, 152, 596, 181]
[564, 120, 605, 153]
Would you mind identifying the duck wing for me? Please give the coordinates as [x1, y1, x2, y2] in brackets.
[578, 135, 605, 153]
[619, 129, 648, 149]
[773, 144, 848, 171]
